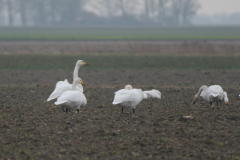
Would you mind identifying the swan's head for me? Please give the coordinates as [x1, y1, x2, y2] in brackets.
[75, 78, 85, 86]
[223, 92, 228, 105]
[76, 60, 89, 67]
[193, 94, 199, 104]
[124, 85, 132, 90]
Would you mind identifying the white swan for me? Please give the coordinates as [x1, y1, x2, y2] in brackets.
[47, 60, 88, 101]
[193, 85, 229, 106]
[112, 85, 161, 114]
[54, 78, 87, 113]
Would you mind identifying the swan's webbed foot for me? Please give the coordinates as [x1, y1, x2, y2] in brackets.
[133, 109, 135, 114]
[122, 108, 124, 114]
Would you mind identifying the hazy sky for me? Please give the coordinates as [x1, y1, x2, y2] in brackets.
[198, 0, 240, 15]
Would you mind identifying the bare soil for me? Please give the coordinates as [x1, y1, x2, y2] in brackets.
[0, 70, 240, 159]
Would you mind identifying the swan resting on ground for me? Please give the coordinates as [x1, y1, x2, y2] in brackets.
[47, 60, 88, 101]
[193, 85, 228, 107]
[54, 78, 87, 113]
[112, 85, 161, 114]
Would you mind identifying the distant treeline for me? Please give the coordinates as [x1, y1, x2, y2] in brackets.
[0, 0, 200, 27]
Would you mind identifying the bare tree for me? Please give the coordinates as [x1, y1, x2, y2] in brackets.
[157, 0, 169, 25]
[117, 0, 141, 16]
[145, 0, 150, 21]
[0, 0, 5, 25]
[6, 0, 14, 26]
[182, 0, 200, 25]
[171, 0, 200, 26]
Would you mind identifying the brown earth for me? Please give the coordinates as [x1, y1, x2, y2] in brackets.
[0, 40, 240, 55]
[0, 70, 240, 159]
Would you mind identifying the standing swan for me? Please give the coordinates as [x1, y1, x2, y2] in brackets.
[47, 60, 89, 101]
[112, 85, 161, 114]
[55, 78, 87, 113]
[193, 85, 229, 107]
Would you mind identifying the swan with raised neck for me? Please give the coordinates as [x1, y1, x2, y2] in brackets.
[73, 60, 89, 81]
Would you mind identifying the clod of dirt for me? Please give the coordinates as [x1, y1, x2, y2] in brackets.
[111, 131, 119, 136]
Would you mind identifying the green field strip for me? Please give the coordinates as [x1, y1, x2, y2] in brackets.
[0, 26, 240, 40]
[0, 55, 240, 70]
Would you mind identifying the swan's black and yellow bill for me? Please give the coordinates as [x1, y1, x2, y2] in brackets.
[193, 99, 196, 104]
[83, 61, 89, 66]
[81, 80, 85, 86]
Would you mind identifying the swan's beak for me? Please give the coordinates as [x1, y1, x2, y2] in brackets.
[83, 62, 89, 66]
[226, 102, 228, 106]
[81, 80, 85, 86]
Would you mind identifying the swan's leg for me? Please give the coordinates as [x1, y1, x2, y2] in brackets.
[219, 100, 221, 106]
[210, 101, 215, 110]
[77, 109, 80, 113]
[217, 101, 219, 106]
[62, 106, 66, 112]
[209, 101, 212, 106]
[122, 108, 124, 114]
[69, 109, 71, 112]
[133, 109, 135, 114]
[66, 109, 69, 114]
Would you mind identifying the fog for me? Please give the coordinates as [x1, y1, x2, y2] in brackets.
[0, 0, 239, 27]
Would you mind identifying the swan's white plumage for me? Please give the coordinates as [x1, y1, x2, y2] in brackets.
[47, 60, 88, 101]
[112, 85, 161, 114]
[194, 85, 228, 105]
[47, 82, 83, 101]
[144, 89, 161, 99]
[54, 78, 87, 111]
[112, 89, 145, 109]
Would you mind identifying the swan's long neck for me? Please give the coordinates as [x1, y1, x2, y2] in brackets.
[73, 64, 80, 81]
[72, 79, 78, 91]
[197, 85, 208, 97]
[223, 92, 228, 103]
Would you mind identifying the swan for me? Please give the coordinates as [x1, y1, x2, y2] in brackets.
[47, 60, 88, 101]
[54, 78, 87, 113]
[193, 85, 229, 106]
[112, 85, 161, 114]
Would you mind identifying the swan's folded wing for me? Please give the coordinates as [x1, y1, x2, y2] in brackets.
[56, 79, 69, 88]
[112, 89, 130, 105]
[114, 89, 127, 95]
[47, 83, 72, 101]
[55, 91, 78, 105]
[144, 89, 161, 99]
[208, 85, 224, 94]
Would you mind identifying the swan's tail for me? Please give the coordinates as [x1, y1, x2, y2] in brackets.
[55, 101, 67, 105]
[47, 91, 60, 101]
[144, 89, 161, 99]
[112, 101, 121, 105]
